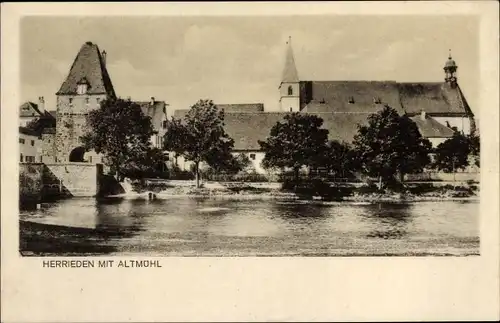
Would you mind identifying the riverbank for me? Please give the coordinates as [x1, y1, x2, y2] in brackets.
[123, 181, 479, 202]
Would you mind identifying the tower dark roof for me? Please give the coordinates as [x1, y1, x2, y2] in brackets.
[281, 37, 299, 84]
[56, 42, 116, 96]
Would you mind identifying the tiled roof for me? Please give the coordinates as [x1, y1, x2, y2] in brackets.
[409, 115, 455, 138]
[172, 109, 457, 150]
[300, 81, 405, 114]
[172, 110, 371, 150]
[397, 82, 469, 115]
[56, 42, 115, 96]
[299, 80, 472, 117]
[19, 126, 39, 137]
[136, 101, 166, 132]
[217, 103, 264, 113]
[19, 102, 43, 118]
[42, 128, 56, 135]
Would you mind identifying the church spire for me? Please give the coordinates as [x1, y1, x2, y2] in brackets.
[281, 36, 299, 84]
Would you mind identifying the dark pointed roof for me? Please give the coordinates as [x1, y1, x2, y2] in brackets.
[281, 37, 299, 84]
[56, 42, 115, 97]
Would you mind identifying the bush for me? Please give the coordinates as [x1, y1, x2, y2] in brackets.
[168, 165, 195, 180]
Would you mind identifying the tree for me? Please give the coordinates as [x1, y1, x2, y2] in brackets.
[352, 106, 432, 189]
[81, 97, 163, 181]
[321, 140, 357, 179]
[258, 113, 329, 181]
[433, 132, 471, 172]
[468, 133, 480, 167]
[163, 99, 235, 188]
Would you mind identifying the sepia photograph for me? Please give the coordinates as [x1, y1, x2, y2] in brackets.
[2, 2, 499, 323]
[18, 14, 482, 257]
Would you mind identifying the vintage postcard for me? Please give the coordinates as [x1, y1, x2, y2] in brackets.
[2, 2, 499, 322]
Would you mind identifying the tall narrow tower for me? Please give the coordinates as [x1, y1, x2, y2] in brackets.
[279, 36, 300, 112]
[55, 41, 116, 163]
[444, 49, 458, 88]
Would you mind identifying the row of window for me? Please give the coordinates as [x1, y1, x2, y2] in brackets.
[68, 97, 100, 105]
[19, 138, 35, 146]
[20, 154, 42, 163]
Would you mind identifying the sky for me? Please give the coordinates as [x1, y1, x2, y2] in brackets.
[21, 15, 479, 117]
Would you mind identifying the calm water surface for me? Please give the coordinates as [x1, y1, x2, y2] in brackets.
[20, 197, 479, 256]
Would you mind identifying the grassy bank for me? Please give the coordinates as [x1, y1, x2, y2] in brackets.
[128, 180, 479, 202]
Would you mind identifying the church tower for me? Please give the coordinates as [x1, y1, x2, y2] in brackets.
[55, 41, 116, 163]
[279, 36, 300, 112]
[444, 49, 458, 88]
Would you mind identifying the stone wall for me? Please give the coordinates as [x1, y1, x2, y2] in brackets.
[41, 132, 56, 163]
[44, 163, 103, 197]
[19, 163, 104, 207]
[55, 94, 107, 162]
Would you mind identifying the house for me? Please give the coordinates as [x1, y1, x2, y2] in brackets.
[19, 97, 56, 127]
[19, 126, 42, 163]
[172, 38, 475, 174]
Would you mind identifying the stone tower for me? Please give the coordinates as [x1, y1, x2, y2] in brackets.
[279, 36, 300, 112]
[55, 41, 116, 163]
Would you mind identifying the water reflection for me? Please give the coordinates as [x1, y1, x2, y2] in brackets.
[19, 197, 479, 256]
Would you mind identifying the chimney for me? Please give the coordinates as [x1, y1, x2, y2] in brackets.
[420, 110, 426, 120]
[102, 50, 107, 66]
[150, 97, 155, 105]
[38, 96, 45, 113]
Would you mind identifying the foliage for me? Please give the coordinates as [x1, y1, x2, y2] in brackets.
[433, 132, 471, 172]
[121, 147, 168, 179]
[81, 97, 164, 180]
[468, 133, 480, 167]
[352, 106, 432, 187]
[320, 140, 357, 177]
[168, 165, 195, 181]
[163, 99, 235, 187]
[258, 113, 329, 180]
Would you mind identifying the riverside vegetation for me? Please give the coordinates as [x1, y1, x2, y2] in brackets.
[80, 98, 480, 202]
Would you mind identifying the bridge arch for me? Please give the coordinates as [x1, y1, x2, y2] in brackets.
[69, 146, 86, 162]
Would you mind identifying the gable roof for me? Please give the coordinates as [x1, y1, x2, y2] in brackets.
[409, 115, 455, 138]
[397, 82, 470, 115]
[172, 109, 456, 150]
[56, 42, 115, 97]
[298, 80, 472, 117]
[20, 102, 42, 118]
[136, 101, 166, 132]
[172, 110, 371, 150]
[281, 38, 299, 84]
[301, 81, 405, 114]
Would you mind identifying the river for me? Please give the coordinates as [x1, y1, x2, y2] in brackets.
[19, 197, 479, 256]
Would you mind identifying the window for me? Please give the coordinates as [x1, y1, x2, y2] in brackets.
[77, 84, 88, 95]
[289, 107, 293, 112]
[26, 156, 35, 163]
[249, 153, 256, 160]
[85, 97, 90, 104]
[31, 140, 35, 146]
[348, 96, 355, 104]
[89, 156, 93, 163]
[19, 138, 25, 144]
[39, 156, 43, 162]
[288, 86, 293, 95]
[20, 154, 23, 162]
[162, 120, 167, 128]
[69, 98, 73, 104]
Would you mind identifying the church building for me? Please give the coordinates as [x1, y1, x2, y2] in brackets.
[174, 37, 476, 174]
